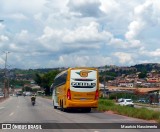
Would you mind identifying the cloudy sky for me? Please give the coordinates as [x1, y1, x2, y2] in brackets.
[0, 0, 160, 69]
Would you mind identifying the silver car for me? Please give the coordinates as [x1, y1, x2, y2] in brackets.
[118, 99, 134, 107]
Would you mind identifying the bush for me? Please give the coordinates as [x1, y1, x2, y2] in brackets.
[99, 99, 114, 106]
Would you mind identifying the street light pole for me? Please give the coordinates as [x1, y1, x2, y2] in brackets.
[3, 51, 10, 98]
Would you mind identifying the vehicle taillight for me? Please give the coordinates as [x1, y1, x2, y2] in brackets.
[67, 89, 71, 100]
[95, 89, 99, 100]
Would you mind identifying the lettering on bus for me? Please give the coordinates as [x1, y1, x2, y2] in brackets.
[71, 82, 96, 88]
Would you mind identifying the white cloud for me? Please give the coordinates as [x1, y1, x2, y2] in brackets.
[0, 57, 5, 65]
[99, 0, 119, 14]
[0, 23, 5, 31]
[8, 13, 28, 20]
[67, 0, 102, 17]
[0, 0, 46, 14]
[16, 30, 30, 41]
[149, 49, 160, 57]
[9, 43, 22, 51]
[0, 0, 160, 68]
[38, 22, 113, 52]
[0, 35, 9, 42]
[140, 49, 160, 57]
[38, 26, 64, 51]
[109, 38, 128, 49]
[125, 0, 160, 41]
[125, 20, 145, 40]
[63, 21, 112, 44]
[47, 54, 113, 68]
[114, 52, 133, 64]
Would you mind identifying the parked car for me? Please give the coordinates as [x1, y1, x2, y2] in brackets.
[12, 94, 17, 97]
[0, 93, 4, 97]
[118, 99, 134, 107]
[137, 98, 146, 103]
[118, 98, 124, 103]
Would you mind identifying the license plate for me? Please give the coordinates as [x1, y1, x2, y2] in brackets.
[80, 98, 86, 100]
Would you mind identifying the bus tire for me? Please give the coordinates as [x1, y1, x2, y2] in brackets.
[63, 107, 68, 112]
[60, 100, 63, 111]
[53, 101, 57, 109]
[54, 106, 57, 109]
[60, 101, 67, 112]
[61, 101, 64, 112]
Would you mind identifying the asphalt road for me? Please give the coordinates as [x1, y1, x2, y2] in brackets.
[0, 96, 159, 132]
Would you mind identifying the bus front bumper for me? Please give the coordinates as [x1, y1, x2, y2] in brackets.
[66, 100, 98, 108]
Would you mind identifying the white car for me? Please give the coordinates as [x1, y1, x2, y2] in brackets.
[0, 93, 4, 97]
[119, 99, 134, 107]
[118, 98, 124, 103]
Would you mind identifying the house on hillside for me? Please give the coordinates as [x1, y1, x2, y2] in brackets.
[146, 77, 160, 87]
[147, 77, 159, 83]
[118, 80, 134, 88]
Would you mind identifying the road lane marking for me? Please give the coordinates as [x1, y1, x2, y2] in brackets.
[0, 107, 5, 110]
[17, 105, 19, 108]
[9, 112, 14, 116]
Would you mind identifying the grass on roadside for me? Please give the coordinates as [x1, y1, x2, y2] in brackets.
[98, 99, 160, 123]
[40, 96, 160, 122]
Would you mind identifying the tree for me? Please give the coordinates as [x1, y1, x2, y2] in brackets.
[22, 86, 32, 92]
[34, 73, 42, 86]
[138, 72, 147, 78]
[34, 70, 60, 95]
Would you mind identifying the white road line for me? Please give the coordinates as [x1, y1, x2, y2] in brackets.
[9, 112, 14, 116]
[0, 107, 5, 110]
[17, 105, 19, 108]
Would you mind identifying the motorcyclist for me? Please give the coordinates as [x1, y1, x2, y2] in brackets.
[31, 94, 36, 103]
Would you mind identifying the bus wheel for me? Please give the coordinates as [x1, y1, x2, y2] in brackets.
[61, 102, 67, 112]
[53, 101, 57, 109]
[60, 101, 63, 111]
[54, 106, 57, 109]
[63, 108, 68, 112]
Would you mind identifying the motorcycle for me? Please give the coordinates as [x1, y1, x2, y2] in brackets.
[32, 100, 35, 106]
[31, 96, 36, 106]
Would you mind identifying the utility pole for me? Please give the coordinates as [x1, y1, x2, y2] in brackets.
[3, 51, 10, 98]
[103, 76, 106, 97]
[103, 66, 106, 98]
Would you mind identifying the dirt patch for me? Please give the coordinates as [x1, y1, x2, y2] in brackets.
[105, 110, 115, 114]
[0, 97, 9, 103]
[148, 120, 157, 123]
